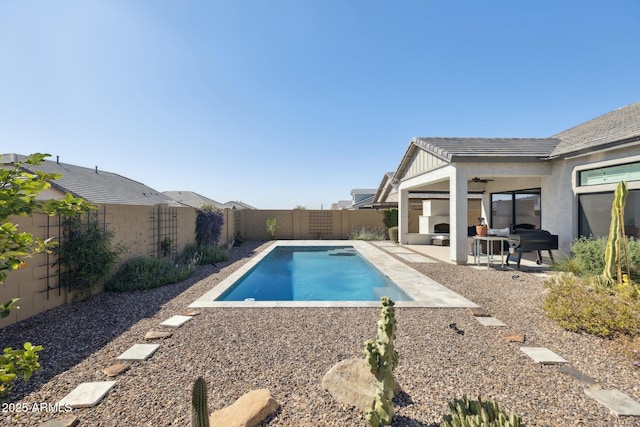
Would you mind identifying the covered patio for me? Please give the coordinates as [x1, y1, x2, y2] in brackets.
[393, 137, 558, 264]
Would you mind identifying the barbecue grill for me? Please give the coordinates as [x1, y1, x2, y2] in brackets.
[506, 229, 558, 269]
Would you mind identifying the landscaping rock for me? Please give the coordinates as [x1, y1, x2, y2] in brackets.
[144, 330, 173, 340]
[209, 389, 278, 427]
[38, 416, 79, 427]
[321, 358, 400, 411]
[504, 331, 526, 343]
[102, 363, 129, 377]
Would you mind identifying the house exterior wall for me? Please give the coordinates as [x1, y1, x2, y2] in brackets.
[543, 146, 640, 253]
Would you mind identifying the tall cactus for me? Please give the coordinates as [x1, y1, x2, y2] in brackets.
[364, 297, 399, 427]
[603, 181, 629, 285]
[192, 376, 210, 427]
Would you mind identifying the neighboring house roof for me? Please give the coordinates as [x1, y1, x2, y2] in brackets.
[332, 200, 353, 210]
[350, 188, 377, 196]
[550, 101, 640, 158]
[350, 194, 375, 209]
[1, 154, 180, 206]
[163, 191, 223, 209]
[220, 200, 256, 210]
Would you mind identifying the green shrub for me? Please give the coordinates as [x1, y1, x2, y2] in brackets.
[181, 243, 230, 265]
[56, 214, 121, 290]
[543, 273, 640, 338]
[348, 226, 386, 241]
[105, 254, 199, 291]
[382, 209, 398, 229]
[566, 236, 640, 281]
[388, 226, 398, 243]
[266, 218, 278, 239]
[442, 395, 524, 427]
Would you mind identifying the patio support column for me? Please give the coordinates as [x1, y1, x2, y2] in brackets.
[398, 187, 409, 244]
[449, 169, 468, 264]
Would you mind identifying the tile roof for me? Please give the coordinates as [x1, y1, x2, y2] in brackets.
[412, 137, 560, 161]
[219, 200, 257, 210]
[550, 101, 640, 157]
[2, 154, 180, 206]
[163, 191, 223, 209]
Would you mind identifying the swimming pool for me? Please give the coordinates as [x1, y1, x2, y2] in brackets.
[216, 246, 411, 302]
[189, 240, 479, 308]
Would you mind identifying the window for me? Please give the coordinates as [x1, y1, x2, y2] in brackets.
[578, 190, 640, 238]
[579, 162, 640, 186]
[491, 189, 541, 229]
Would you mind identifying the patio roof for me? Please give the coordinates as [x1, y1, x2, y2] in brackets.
[412, 137, 560, 162]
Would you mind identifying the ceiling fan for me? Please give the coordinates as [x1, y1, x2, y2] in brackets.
[469, 177, 494, 183]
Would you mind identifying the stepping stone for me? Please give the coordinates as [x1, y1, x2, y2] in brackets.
[160, 315, 193, 328]
[102, 363, 129, 377]
[474, 316, 507, 327]
[520, 347, 568, 364]
[116, 344, 160, 361]
[39, 416, 79, 427]
[385, 247, 414, 254]
[584, 389, 640, 416]
[467, 306, 490, 317]
[558, 366, 599, 389]
[181, 309, 201, 316]
[145, 330, 173, 340]
[58, 381, 116, 408]
[503, 331, 525, 343]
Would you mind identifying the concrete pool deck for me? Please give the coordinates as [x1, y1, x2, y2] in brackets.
[189, 240, 479, 309]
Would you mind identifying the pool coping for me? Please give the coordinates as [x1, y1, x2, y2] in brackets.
[188, 240, 479, 308]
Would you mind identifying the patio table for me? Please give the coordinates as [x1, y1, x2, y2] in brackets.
[472, 236, 509, 269]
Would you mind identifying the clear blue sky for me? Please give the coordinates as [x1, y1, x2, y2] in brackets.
[1, 1, 639, 209]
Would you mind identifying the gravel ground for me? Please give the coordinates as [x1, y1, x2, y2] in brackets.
[2, 240, 640, 427]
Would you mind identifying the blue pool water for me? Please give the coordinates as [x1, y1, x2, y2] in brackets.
[217, 246, 412, 301]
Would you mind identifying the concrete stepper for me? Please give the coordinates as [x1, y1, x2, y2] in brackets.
[58, 381, 116, 408]
[584, 388, 640, 417]
[116, 343, 160, 361]
[160, 315, 193, 328]
[474, 316, 507, 327]
[520, 347, 568, 364]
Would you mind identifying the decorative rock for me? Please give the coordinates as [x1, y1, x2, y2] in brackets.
[145, 330, 173, 340]
[182, 309, 201, 316]
[467, 306, 490, 317]
[38, 416, 79, 427]
[209, 389, 279, 427]
[102, 363, 129, 377]
[504, 332, 526, 343]
[321, 358, 400, 411]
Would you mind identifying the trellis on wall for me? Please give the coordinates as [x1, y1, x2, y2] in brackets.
[308, 211, 333, 239]
[150, 205, 178, 258]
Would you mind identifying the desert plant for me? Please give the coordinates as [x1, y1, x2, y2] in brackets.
[566, 236, 607, 276]
[364, 297, 399, 427]
[181, 243, 230, 265]
[388, 226, 399, 243]
[543, 273, 640, 338]
[196, 205, 224, 246]
[349, 225, 386, 241]
[191, 376, 210, 427]
[266, 217, 278, 239]
[105, 253, 199, 291]
[442, 395, 524, 427]
[603, 180, 631, 285]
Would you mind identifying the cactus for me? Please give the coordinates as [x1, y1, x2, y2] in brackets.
[191, 377, 210, 427]
[442, 395, 524, 427]
[603, 180, 630, 285]
[364, 296, 399, 427]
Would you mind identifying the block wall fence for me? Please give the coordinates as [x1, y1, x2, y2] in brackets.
[0, 206, 385, 328]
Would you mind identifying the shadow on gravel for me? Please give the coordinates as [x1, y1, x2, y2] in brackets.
[392, 416, 438, 427]
[2, 241, 263, 402]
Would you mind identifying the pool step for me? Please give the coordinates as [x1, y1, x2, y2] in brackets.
[328, 248, 357, 256]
